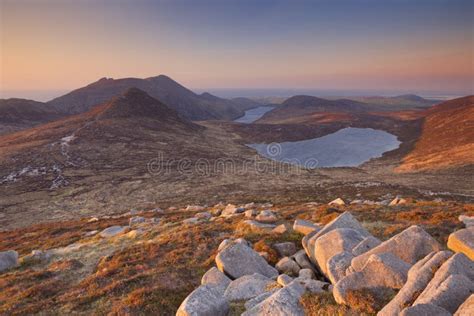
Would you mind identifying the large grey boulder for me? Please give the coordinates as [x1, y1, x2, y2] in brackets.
[224, 273, 275, 301]
[400, 304, 451, 316]
[292, 250, 314, 270]
[201, 267, 231, 293]
[447, 227, 474, 260]
[176, 284, 229, 316]
[334, 253, 411, 305]
[378, 250, 453, 316]
[412, 253, 474, 313]
[455, 294, 474, 315]
[304, 212, 370, 263]
[0, 250, 18, 272]
[276, 257, 300, 276]
[314, 228, 366, 277]
[351, 225, 442, 271]
[243, 280, 306, 316]
[244, 289, 279, 310]
[273, 242, 296, 257]
[99, 226, 127, 238]
[293, 219, 320, 235]
[327, 251, 354, 284]
[352, 236, 381, 256]
[216, 243, 278, 279]
[255, 210, 278, 223]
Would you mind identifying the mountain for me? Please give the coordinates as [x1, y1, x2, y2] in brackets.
[230, 97, 264, 110]
[256, 95, 369, 123]
[397, 95, 474, 172]
[0, 98, 63, 135]
[47, 75, 245, 121]
[348, 94, 438, 110]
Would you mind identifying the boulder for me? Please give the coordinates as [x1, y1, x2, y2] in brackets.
[243, 280, 306, 316]
[277, 274, 293, 286]
[379, 250, 453, 316]
[244, 202, 256, 209]
[195, 212, 212, 220]
[176, 284, 229, 316]
[314, 228, 366, 276]
[448, 227, 474, 260]
[244, 209, 257, 218]
[224, 273, 275, 301]
[221, 204, 245, 216]
[412, 253, 474, 313]
[293, 278, 328, 293]
[242, 220, 276, 232]
[234, 238, 252, 248]
[256, 210, 278, 223]
[389, 196, 407, 206]
[351, 225, 442, 271]
[185, 205, 205, 212]
[215, 243, 278, 279]
[298, 268, 315, 279]
[334, 253, 411, 305]
[244, 289, 279, 310]
[329, 198, 345, 206]
[273, 242, 296, 257]
[352, 236, 381, 256]
[182, 217, 200, 225]
[129, 216, 146, 225]
[400, 304, 451, 316]
[459, 215, 474, 228]
[293, 219, 320, 235]
[276, 257, 301, 276]
[327, 251, 353, 284]
[0, 250, 18, 272]
[201, 267, 231, 293]
[455, 294, 474, 315]
[217, 239, 232, 252]
[99, 226, 127, 238]
[292, 250, 314, 270]
[272, 223, 291, 234]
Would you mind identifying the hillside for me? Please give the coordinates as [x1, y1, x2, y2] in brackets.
[348, 94, 438, 111]
[0, 98, 63, 135]
[47, 75, 245, 121]
[397, 96, 474, 172]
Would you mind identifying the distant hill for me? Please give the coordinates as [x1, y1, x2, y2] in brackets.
[348, 94, 438, 110]
[47, 75, 246, 121]
[397, 95, 474, 172]
[0, 98, 64, 135]
[230, 97, 263, 110]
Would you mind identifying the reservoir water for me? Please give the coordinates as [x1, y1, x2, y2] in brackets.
[234, 106, 275, 123]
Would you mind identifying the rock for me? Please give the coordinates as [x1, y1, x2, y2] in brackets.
[211, 209, 222, 217]
[261, 203, 273, 208]
[84, 230, 98, 237]
[334, 253, 411, 306]
[412, 253, 474, 313]
[298, 268, 315, 279]
[99, 226, 127, 238]
[126, 229, 142, 239]
[176, 284, 229, 316]
[272, 223, 291, 234]
[195, 212, 212, 220]
[243, 280, 306, 316]
[255, 210, 278, 223]
[448, 227, 474, 260]
[304, 212, 370, 263]
[244, 289, 278, 310]
[294, 278, 328, 293]
[292, 250, 314, 270]
[276, 257, 300, 276]
[242, 220, 276, 232]
[148, 217, 161, 224]
[327, 251, 353, 284]
[277, 274, 293, 286]
[459, 215, 474, 228]
[293, 219, 320, 235]
[329, 198, 345, 206]
[352, 236, 381, 256]
[215, 243, 278, 279]
[350, 199, 363, 205]
[182, 217, 200, 225]
[151, 207, 164, 214]
[235, 238, 252, 248]
[455, 294, 474, 315]
[129, 216, 146, 225]
[221, 204, 243, 216]
[1, 250, 19, 269]
[351, 225, 442, 271]
[224, 273, 275, 301]
[400, 304, 451, 316]
[201, 267, 231, 293]
[185, 205, 205, 212]
[217, 239, 232, 252]
[168, 206, 178, 211]
[379, 250, 453, 316]
[314, 228, 366, 276]
[273, 242, 296, 257]
[258, 252, 269, 261]
[244, 209, 257, 218]
[87, 217, 99, 222]
[244, 202, 256, 209]
[389, 196, 407, 206]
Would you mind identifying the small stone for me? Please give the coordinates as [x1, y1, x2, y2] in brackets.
[292, 250, 314, 270]
[447, 227, 474, 260]
[242, 220, 276, 232]
[298, 269, 315, 279]
[195, 212, 212, 220]
[99, 226, 127, 238]
[389, 196, 407, 206]
[182, 217, 200, 225]
[224, 273, 275, 301]
[245, 209, 258, 218]
[329, 198, 345, 206]
[201, 268, 232, 293]
[273, 242, 296, 257]
[185, 205, 205, 212]
[87, 217, 99, 222]
[256, 210, 278, 223]
[84, 230, 98, 237]
[0, 250, 18, 272]
[277, 274, 293, 286]
[276, 257, 300, 276]
[272, 223, 291, 234]
[293, 219, 320, 235]
[129, 216, 146, 225]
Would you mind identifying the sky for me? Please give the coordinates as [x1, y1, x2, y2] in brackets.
[1, 0, 473, 100]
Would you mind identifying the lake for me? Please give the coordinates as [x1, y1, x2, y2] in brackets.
[234, 106, 275, 123]
[248, 127, 401, 168]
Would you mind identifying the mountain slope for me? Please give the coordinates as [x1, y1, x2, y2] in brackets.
[348, 94, 438, 110]
[47, 75, 245, 120]
[397, 95, 474, 172]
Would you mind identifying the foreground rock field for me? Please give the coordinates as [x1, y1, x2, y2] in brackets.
[0, 197, 473, 315]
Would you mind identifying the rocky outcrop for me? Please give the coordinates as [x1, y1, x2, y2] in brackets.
[215, 242, 278, 279]
[448, 227, 474, 260]
[400, 304, 451, 316]
[176, 284, 229, 316]
[351, 225, 442, 271]
[293, 219, 320, 235]
[352, 236, 381, 256]
[455, 294, 474, 315]
[334, 253, 410, 306]
[378, 250, 452, 316]
[224, 273, 275, 301]
[0, 250, 18, 272]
